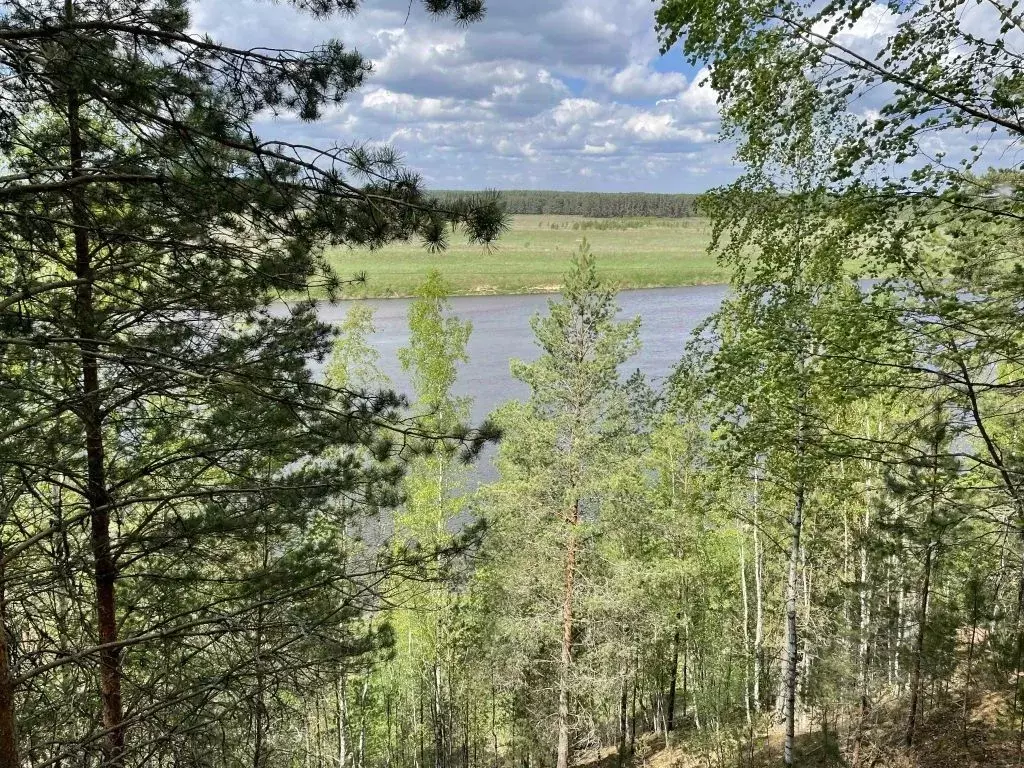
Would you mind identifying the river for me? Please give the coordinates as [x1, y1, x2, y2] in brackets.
[314, 284, 730, 422]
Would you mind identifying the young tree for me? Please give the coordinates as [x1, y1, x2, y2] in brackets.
[685, 169, 884, 762]
[878, 405, 969, 747]
[476, 242, 640, 768]
[327, 304, 392, 393]
[394, 270, 474, 768]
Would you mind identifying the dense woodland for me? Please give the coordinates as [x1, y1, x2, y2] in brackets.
[432, 191, 702, 219]
[3, 1, 1024, 767]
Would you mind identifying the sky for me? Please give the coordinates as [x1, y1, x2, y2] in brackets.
[192, 0, 735, 193]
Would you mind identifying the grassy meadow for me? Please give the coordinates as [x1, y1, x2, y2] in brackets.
[327, 214, 724, 297]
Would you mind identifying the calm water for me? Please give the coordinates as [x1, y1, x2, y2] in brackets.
[312, 284, 730, 421]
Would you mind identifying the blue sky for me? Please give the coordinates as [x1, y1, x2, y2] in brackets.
[193, 0, 738, 193]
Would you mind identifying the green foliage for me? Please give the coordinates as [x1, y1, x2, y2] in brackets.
[354, 270, 479, 768]
[10, 0, 1024, 766]
[655, 0, 1024, 196]
[434, 190, 701, 218]
[469, 243, 650, 760]
[0, 0, 503, 764]
[511, 249, 639, 429]
[400, 271, 472, 426]
[653, 0, 1024, 761]
[327, 304, 392, 392]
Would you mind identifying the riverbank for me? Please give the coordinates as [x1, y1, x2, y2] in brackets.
[326, 215, 726, 298]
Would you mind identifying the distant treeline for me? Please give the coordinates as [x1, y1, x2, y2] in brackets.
[434, 189, 703, 218]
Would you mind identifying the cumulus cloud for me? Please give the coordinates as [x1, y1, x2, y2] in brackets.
[360, 89, 484, 122]
[551, 99, 604, 126]
[607, 64, 688, 99]
[193, 0, 735, 191]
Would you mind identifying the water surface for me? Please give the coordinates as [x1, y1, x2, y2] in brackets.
[314, 284, 730, 421]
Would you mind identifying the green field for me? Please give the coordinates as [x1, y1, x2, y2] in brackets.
[327, 215, 725, 297]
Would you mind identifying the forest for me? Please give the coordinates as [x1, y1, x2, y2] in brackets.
[431, 191, 702, 219]
[2, 0, 1024, 767]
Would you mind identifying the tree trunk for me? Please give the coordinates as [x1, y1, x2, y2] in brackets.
[388, 692, 395, 768]
[652, 691, 661, 735]
[491, 674, 499, 768]
[463, 698, 470, 768]
[358, 678, 368, 768]
[65, 2, 126, 758]
[740, 525, 752, 725]
[617, 674, 627, 767]
[87, 416, 123, 767]
[629, 662, 637, 757]
[253, 689, 265, 768]
[666, 626, 680, 732]
[556, 499, 580, 768]
[509, 701, 516, 768]
[681, 626, 688, 729]
[419, 678, 426, 768]
[0, 547, 18, 767]
[753, 481, 764, 713]
[253, 543, 270, 768]
[853, 491, 872, 767]
[905, 542, 933, 748]
[800, 550, 812, 702]
[434, 662, 446, 768]
[1013, 538, 1024, 728]
[690, 644, 700, 732]
[963, 585, 979, 745]
[895, 559, 904, 688]
[783, 480, 806, 767]
[908, 424, 944, 749]
[337, 674, 348, 768]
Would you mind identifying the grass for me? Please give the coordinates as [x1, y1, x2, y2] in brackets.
[326, 215, 724, 298]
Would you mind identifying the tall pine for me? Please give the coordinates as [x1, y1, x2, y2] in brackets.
[0, 1, 502, 764]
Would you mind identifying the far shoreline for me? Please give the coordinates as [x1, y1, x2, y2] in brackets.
[325, 279, 731, 302]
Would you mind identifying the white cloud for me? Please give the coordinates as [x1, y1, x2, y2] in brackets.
[361, 89, 477, 121]
[668, 68, 719, 119]
[194, 0, 735, 191]
[829, 4, 900, 45]
[552, 98, 604, 126]
[626, 113, 676, 140]
[608, 64, 688, 99]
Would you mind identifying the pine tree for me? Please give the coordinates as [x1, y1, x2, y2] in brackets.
[0, 1, 502, 763]
[877, 405, 969, 747]
[479, 242, 640, 768]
